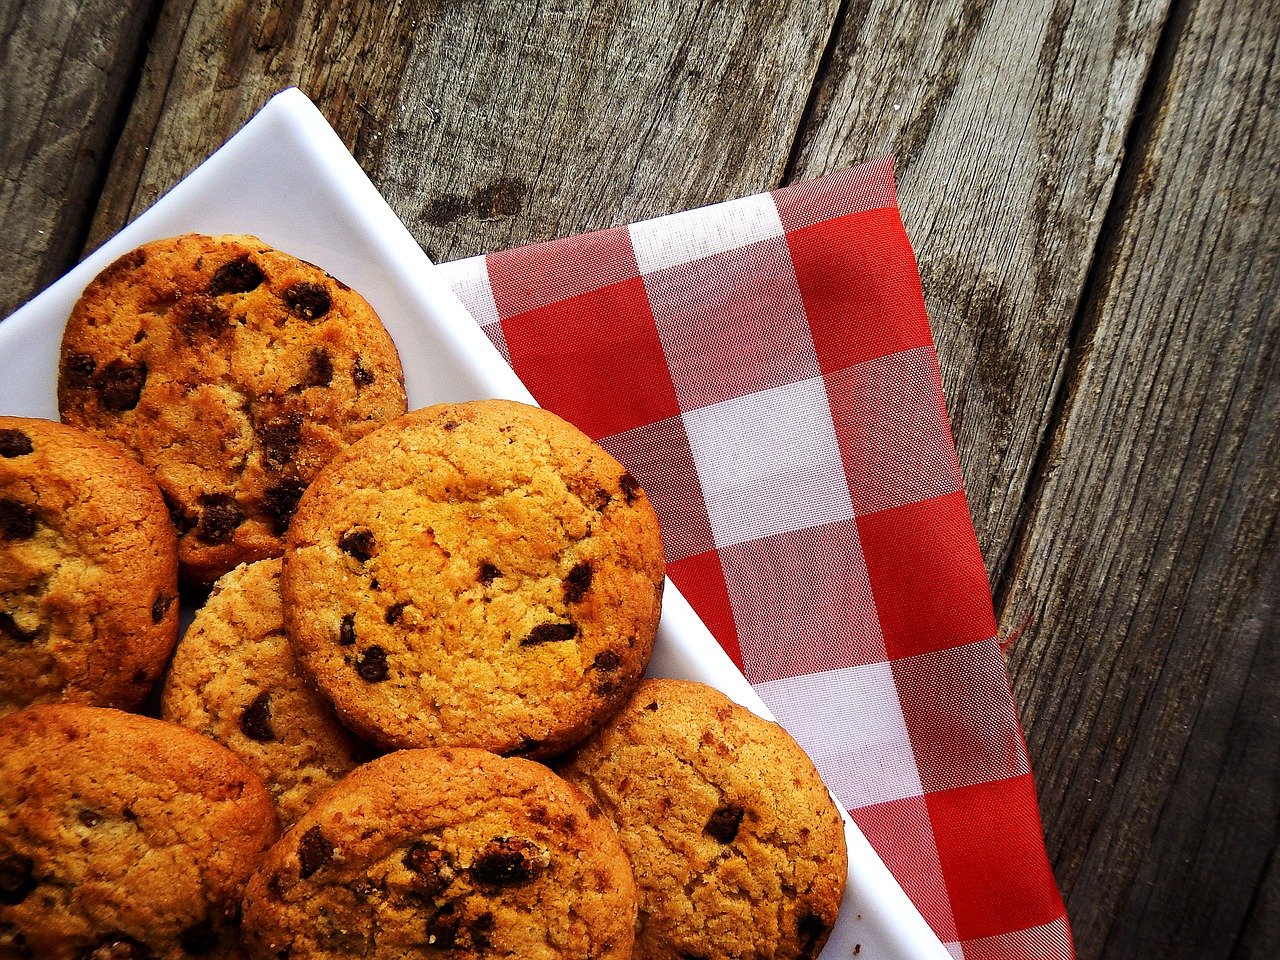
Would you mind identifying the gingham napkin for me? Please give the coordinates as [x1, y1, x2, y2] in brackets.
[437, 159, 1073, 960]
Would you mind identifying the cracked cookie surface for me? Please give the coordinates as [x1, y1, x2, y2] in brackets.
[241, 747, 637, 959]
[281, 400, 665, 758]
[0, 416, 179, 716]
[561, 678, 847, 960]
[57, 234, 407, 586]
[0, 704, 278, 959]
[161, 558, 363, 827]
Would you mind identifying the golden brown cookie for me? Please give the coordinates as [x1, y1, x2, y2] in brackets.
[561, 678, 848, 960]
[58, 234, 407, 586]
[0, 704, 278, 959]
[281, 399, 665, 758]
[0, 416, 179, 716]
[241, 747, 637, 959]
[160, 558, 364, 826]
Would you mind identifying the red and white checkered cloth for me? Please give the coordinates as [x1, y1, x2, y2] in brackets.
[437, 159, 1073, 960]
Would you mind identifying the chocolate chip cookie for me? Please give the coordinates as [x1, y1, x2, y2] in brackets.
[241, 747, 637, 959]
[58, 234, 407, 586]
[0, 416, 179, 716]
[281, 399, 665, 758]
[0, 704, 278, 959]
[561, 678, 848, 960]
[160, 558, 363, 826]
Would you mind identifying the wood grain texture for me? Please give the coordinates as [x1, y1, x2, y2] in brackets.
[88, 0, 842, 264]
[0, 0, 159, 318]
[999, 0, 1280, 953]
[785, 0, 1171, 583]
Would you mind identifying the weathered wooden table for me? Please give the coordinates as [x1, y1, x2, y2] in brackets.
[2, 1, 1276, 957]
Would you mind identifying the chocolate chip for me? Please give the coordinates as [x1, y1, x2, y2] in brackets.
[209, 256, 264, 296]
[78, 810, 102, 827]
[339, 528, 375, 561]
[0, 854, 34, 905]
[424, 902, 461, 949]
[619, 472, 640, 503]
[240, 692, 276, 743]
[644, 700, 659, 711]
[478, 561, 501, 584]
[178, 919, 219, 955]
[63, 353, 97, 390]
[521, 622, 577, 647]
[298, 826, 333, 878]
[471, 913, 494, 952]
[704, 804, 744, 844]
[0, 430, 32, 458]
[470, 837, 548, 887]
[563, 561, 593, 603]
[178, 295, 228, 338]
[194, 494, 243, 545]
[0, 500, 37, 540]
[301, 348, 333, 388]
[97, 361, 147, 412]
[78, 935, 152, 960]
[260, 413, 303, 471]
[0, 613, 37, 644]
[404, 843, 454, 898]
[796, 911, 829, 959]
[355, 646, 389, 682]
[385, 602, 408, 625]
[151, 594, 173, 623]
[282, 282, 331, 319]
[442, 420, 458, 431]
[131, 669, 148, 685]
[160, 489, 193, 533]
[351, 357, 375, 388]
[338, 614, 356, 646]
[263, 478, 308, 534]
[591, 650, 621, 672]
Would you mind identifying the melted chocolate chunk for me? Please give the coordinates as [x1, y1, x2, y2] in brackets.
[0, 500, 37, 540]
[77, 934, 152, 960]
[619, 472, 640, 503]
[240, 692, 276, 743]
[404, 843, 454, 898]
[151, 594, 174, 624]
[563, 561, 593, 603]
[194, 494, 243, 545]
[263, 478, 308, 534]
[351, 357, 375, 388]
[97, 361, 147, 412]
[208, 256, 264, 296]
[0, 430, 32, 458]
[478, 561, 501, 584]
[298, 826, 333, 878]
[63, 353, 97, 390]
[470, 837, 547, 887]
[179, 296, 228, 338]
[178, 918, 219, 956]
[301, 348, 333, 388]
[78, 810, 102, 827]
[385, 602, 408, 625]
[0, 613, 37, 644]
[339, 528, 375, 561]
[424, 902, 461, 949]
[160, 489, 193, 533]
[338, 613, 356, 646]
[355, 645, 389, 682]
[591, 650, 621, 672]
[260, 413, 303, 471]
[0, 854, 34, 905]
[703, 804, 745, 844]
[282, 282, 331, 320]
[521, 622, 577, 647]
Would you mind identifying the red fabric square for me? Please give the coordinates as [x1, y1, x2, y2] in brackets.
[856, 490, 997, 659]
[500, 277, 680, 439]
[667, 549, 742, 669]
[787, 206, 934, 372]
[772, 157, 898, 232]
[926, 775, 1067, 942]
[850, 795, 959, 943]
[487, 226, 640, 317]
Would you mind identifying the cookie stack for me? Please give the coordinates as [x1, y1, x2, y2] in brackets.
[0, 235, 847, 960]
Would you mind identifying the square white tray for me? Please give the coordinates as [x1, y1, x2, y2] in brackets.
[0, 88, 949, 960]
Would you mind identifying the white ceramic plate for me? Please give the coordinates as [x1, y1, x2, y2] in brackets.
[0, 88, 950, 960]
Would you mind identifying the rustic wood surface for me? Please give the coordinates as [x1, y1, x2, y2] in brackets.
[0, 0, 1275, 957]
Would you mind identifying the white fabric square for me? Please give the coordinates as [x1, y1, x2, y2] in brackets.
[437, 255, 509, 362]
[629, 192, 785, 275]
[682, 376, 854, 548]
[756, 662, 925, 809]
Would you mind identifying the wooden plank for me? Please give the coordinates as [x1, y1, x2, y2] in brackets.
[785, 0, 1172, 583]
[87, 0, 842, 262]
[0, 0, 160, 318]
[997, 0, 1280, 953]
